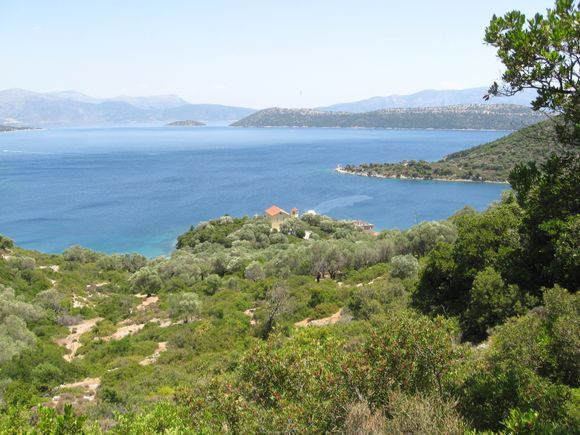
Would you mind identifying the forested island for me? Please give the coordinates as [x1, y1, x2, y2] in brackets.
[231, 104, 544, 130]
[164, 120, 205, 127]
[339, 119, 559, 183]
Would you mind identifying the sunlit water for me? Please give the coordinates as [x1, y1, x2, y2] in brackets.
[0, 126, 508, 256]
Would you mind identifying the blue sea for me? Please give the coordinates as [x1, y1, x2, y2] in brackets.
[0, 126, 508, 257]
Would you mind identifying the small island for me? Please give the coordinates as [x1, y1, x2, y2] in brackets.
[0, 125, 39, 132]
[165, 120, 205, 127]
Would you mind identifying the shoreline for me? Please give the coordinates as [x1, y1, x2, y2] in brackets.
[335, 167, 510, 185]
[230, 125, 515, 132]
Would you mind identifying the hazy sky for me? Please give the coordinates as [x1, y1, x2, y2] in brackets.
[1, 0, 554, 108]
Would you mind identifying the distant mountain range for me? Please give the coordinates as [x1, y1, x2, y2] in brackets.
[319, 87, 537, 113]
[0, 87, 539, 126]
[0, 89, 255, 125]
[231, 105, 544, 130]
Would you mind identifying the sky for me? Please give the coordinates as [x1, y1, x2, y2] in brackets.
[0, 0, 555, 108]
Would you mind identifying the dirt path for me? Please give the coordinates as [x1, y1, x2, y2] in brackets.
[135, 294, 159, 311]
[55, 317, 103, 361]
[295, 308, 344, 328]
[102, 323, 145, 341]
[243, 308, 257, 325]
[51, 377, 101, 407]
[139, 342, 168, 366]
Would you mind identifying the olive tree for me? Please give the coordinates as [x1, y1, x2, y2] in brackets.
[390, 254, 419, 280]
[130, 267, 163, 296]
[169, 292, 201, 323]
[244, 261, 265, 281]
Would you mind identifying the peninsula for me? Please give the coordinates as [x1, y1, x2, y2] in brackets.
[338, 119, 559, 183]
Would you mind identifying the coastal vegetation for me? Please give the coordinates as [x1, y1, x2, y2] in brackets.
[231, 104, 544, 130]
[340, 119, 559, 182]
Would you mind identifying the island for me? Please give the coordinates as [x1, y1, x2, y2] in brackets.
[337, 119, 559, 183]
[0, 125, 39, 132]
[230, 104, 544, 130]
[165, 120, 206, 127]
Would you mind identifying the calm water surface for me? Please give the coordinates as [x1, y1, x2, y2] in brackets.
[0, 126, 508, 256]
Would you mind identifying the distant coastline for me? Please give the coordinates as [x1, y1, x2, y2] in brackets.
[231, 104, 544, 130]
[335, 166, 510, 185]
[0, 125, 39, 133]
[165, 120, 206, 127]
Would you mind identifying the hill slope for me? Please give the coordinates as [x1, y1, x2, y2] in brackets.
[320, 87, 537, 112]
[339, 120, 560, 182]
[231, 104, 544, 130]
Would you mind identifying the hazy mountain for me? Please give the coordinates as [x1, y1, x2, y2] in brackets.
[231, 104, 544, 130]
[320, 87, 537, 113]
[107, 95, 189, 111]
[46, 90, 101, 104]
[0, 89, 256, 125]
[163, 104, 256, 122]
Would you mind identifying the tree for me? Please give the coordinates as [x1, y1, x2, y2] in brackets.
[130, 267, 163, 296]
[463, 267, 524, 338]
[244, 261, 265, 281]
[261, 284, 292, 338]
[169, 292, 201, 323]
[484, 0, 579, 146]
[509, 153, 580, 293]
[390, 254, 419, 280]
[405, 221, 457, 257]
[0, 234, 14, 251]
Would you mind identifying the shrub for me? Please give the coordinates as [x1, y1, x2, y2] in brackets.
[350, 311, 462, 405]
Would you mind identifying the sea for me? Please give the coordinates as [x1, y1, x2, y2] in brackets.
[0, 126, 509, 257]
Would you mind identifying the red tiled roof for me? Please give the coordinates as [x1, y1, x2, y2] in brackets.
[265, 205, 289, 217]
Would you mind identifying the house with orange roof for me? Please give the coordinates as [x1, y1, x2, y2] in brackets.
[265, 205, 298, 230]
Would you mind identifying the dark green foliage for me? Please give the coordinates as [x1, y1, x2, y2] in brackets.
[510, 153, 580, 293]
[463, 267, 526, 337]
[458, 361, 573, 431]
[176, 216, 248, 249]
[343, 120, 560, 182]
[414, 196, 525, 337]
[484, 0, 579, 147]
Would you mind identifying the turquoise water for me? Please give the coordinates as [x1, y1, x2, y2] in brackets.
[0, 126, 508, 256]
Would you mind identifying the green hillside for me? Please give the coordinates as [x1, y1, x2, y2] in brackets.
[231, 104, 544, 130]
[341, 119, 561, 182]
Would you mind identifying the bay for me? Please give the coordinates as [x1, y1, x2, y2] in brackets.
[0, 126, 508, 256]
